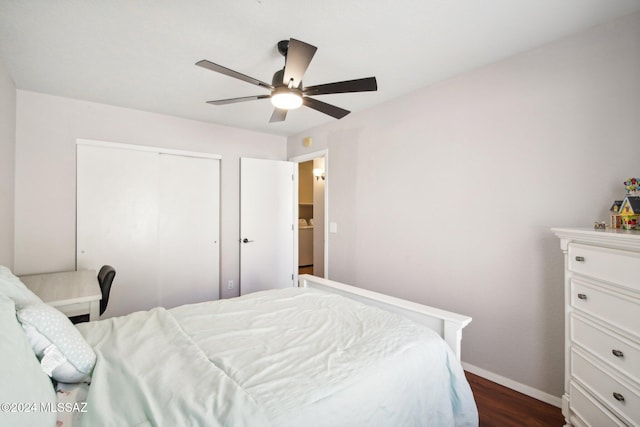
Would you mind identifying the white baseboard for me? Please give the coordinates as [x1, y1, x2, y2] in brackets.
[462, 362, 562, 408]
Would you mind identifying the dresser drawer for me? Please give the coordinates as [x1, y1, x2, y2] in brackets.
[568, 243, 640, 292]
[570, 381, 627, 427]
[571, 280, 640, 338]
[572, 349, 640, 425]
[572, 314, 640, 384]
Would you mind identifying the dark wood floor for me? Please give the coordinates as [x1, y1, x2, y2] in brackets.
[466, 371, 565, 427]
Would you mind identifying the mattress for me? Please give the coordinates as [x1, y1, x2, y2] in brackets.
[75, 287, 477, 426]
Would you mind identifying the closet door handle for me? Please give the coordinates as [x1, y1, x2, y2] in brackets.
[612, 349, 624, 358]
[241, 238, 254, 244]
[577, 293, 587, 300]
[575, 256, 585, 262]
[613, 392, 625, 402]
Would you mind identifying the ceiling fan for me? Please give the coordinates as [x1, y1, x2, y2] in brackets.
[196, 38, 377, 123]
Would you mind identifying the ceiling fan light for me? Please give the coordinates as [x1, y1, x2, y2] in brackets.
[271, 89, 303, 110]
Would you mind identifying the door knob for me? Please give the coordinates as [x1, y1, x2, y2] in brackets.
[242, 238, 254, 243]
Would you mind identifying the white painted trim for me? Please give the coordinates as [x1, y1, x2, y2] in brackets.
[292, 165, 299, 287]
[289, 149, 329, 164]
[76, 138, 222, 160]
[462, 362, 562, 408]
[289, 150, 329, 278]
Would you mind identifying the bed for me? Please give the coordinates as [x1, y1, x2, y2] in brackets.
[1, 267, 478, 427]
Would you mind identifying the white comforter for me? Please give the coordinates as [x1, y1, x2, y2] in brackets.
[77, 287, 477, 427]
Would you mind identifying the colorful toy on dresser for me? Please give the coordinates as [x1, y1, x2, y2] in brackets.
[609, 178, 640, 230]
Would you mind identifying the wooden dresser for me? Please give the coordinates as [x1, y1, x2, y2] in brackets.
[552, 228, 640, 427]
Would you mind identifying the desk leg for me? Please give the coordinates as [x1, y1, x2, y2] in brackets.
[88, 301, 100, 321]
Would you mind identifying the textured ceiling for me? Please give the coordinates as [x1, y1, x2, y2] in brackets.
[1, 0, 639, 136]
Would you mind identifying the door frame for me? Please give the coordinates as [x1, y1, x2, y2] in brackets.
[289, 149, 329, 279]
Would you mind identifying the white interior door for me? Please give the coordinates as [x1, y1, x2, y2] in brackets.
[158, 154, 220, 307]
[77, 144, 160, 317]
[240, 158, 295, 295]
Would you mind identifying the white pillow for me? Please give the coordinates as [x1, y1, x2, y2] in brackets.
[0, 295, 57, 427]
[0, 265, 42, 307]
[17, 303, 96, 383]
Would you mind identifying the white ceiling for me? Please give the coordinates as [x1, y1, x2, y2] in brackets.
[1, 0, 639, 137]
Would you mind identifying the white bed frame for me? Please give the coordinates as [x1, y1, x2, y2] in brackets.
[298, 274, 472, 360]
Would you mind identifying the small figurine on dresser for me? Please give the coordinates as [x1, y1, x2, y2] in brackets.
[619, 196, 640, 230]
[621, 178, 640, 229]
[609, 178, 640, 230]
[609, 200, 623, 229]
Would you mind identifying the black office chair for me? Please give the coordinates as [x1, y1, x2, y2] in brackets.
[96, 265, 115, 316]
[71, 265, 116, 324]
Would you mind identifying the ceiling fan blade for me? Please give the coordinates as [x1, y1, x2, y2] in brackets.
[206, 95, 271, 105]
[269, 108, 288, 123]
[283, 39, 317, 88]
[303, 97, 350, 119]
[304, 77, 377, 96]
[196, 60, 273, 90]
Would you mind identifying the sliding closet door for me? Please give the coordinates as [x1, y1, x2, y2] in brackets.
[77, 141, 221, 318]
[157, 154, 220, 306]
[77, 144, 160, 317]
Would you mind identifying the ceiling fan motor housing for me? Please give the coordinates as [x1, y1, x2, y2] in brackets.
[272, 68, 285, 87]
[272, 68, 301, 89]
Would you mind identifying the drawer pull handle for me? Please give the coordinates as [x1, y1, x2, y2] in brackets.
[575, 256, 585, 262]
[612, 349, 624, 358]
[613, 392, 625, 402]
[577, 293, 587, 300]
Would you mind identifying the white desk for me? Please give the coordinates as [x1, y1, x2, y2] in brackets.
[19, 270, 102, 321]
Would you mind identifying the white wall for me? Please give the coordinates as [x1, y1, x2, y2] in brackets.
[14, 91, 286, 298]
[287, 12, 640, 399]
[0, 55, 16, 268]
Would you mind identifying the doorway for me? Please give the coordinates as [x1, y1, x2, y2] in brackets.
[290, 150, 328, 278]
